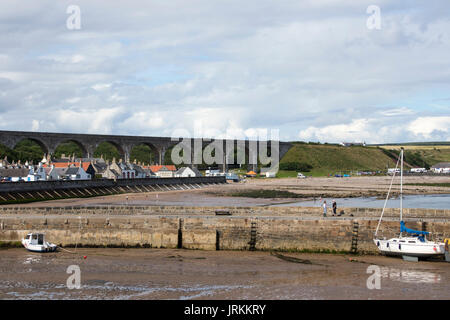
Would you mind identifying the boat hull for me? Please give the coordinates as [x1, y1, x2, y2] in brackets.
[22, 240, 57, 253]
[374, 238, 445, 258]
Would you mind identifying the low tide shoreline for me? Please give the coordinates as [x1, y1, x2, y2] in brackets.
[0, 248, 449, 300]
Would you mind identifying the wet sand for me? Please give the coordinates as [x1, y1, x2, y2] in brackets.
[0, 248, 448, 300]
[3, 176, 450, 208]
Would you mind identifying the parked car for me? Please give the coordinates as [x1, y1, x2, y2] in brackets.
[297, 173, 306, 179]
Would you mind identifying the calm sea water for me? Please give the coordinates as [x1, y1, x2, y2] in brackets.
[273, 194, 450, 209]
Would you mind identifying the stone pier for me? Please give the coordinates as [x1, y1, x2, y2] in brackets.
[1, 206, 449, 253]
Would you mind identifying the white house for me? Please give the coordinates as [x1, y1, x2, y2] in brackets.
[26, 163, 47, 181]
[175, 167, 202, 177]
[0, 167, 30, 182]
[48, 165, 91, 180]
[118, 162, 135, 179]
[65, 166, 91, 180]
[205, 169, 221, 176]
[431, 162, 450, 173]
[154, 166, 174, 178]
[130, 164, 148, 178]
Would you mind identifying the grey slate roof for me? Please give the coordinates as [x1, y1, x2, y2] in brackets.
[65, 167, 79, 175]
[431, 162, 450, 168]
[0, 167, 30, 177]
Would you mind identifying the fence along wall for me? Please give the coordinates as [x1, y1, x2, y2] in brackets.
[1, 205, 448, 219]
[0, 176, 226, 203]
[0, 176, 226, 193]
[1, 206, 449, 253]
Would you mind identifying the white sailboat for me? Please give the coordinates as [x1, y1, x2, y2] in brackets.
[373, 148, 445, 259]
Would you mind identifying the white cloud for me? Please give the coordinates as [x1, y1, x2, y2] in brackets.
[299, 119, 374, 143]
[91, 83, 111, 91]
[118, 111, 164, 133]
[407, 116, 450, 140]
[379, 107, 415, 117]
[54, 107, 124, 134]
[0, 1, 449, 143]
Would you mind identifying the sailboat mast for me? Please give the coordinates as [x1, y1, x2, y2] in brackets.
[400, 148, 403, 237]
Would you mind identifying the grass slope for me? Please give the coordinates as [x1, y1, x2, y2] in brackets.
[280, 143, 398, 176]
[378, 145, 450, 165]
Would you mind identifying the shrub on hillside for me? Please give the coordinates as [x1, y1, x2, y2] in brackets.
[280, 162, 313, 172]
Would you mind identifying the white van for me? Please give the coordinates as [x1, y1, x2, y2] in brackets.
[297, 173, 306, 179]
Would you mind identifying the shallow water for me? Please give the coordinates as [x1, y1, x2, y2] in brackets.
[273, 194, 450, 209]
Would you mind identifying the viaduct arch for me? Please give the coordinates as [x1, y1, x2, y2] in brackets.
[0, 130, 292, 170]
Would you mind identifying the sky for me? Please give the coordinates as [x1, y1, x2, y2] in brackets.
[0, 0, 449, 143]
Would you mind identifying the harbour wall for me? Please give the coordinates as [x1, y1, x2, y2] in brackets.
[0, 176, 226, 193]
[1, 206, 449, 253]
[0, 176, 226, 203]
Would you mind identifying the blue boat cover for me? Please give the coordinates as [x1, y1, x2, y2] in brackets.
[400, 221, 429, 235]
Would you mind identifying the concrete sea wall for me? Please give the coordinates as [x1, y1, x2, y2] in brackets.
[0, 176, 226, 193]
[0, 176, 226, 203]
[1, 206, 449, 253]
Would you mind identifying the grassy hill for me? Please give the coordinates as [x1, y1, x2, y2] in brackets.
[279, 142, 450, 177]
[2, 139, 449, 177]
[279, 143, 401, 177]
[378, 145, 450, 166]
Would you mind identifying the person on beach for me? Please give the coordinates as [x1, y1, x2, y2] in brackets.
[322, 200, 327, 217]
[332, 200, 337, 216]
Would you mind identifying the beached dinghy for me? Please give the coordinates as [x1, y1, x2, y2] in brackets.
[373, 148, 445, 260]
[22, 233, 57, 252]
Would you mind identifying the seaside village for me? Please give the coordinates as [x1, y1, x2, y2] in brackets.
[0, 154, 204, 182]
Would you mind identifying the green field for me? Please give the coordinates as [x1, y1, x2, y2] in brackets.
[279, 143, 401, 177]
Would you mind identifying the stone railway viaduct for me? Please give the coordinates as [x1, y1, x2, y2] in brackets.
[0, 130, 292, 171]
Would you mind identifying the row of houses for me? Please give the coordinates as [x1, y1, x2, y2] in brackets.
[0, 156, 203, 182]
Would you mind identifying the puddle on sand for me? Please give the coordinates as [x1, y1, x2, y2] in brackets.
[0, 280, 253, 300]
[381, 267, 442, 284]
[23, 256, 41, 265]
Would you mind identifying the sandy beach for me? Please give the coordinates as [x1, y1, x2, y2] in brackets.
[0, 248, 448, 300]
[3, 175, 449, 208]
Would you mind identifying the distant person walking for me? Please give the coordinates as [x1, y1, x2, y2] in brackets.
[322, 200, 327, 217]
[332, 200, 337, 216]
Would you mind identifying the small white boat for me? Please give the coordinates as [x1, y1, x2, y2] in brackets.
[374, 148, 445, 259]
[22, 233, 57, 252]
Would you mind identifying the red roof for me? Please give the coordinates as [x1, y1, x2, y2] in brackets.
[145, 165, 177, 172]
[44, 162, 92, 172]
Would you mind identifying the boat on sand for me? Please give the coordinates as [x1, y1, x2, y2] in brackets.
[22, 233, 57, 252]
[373, 148, 445, 260]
